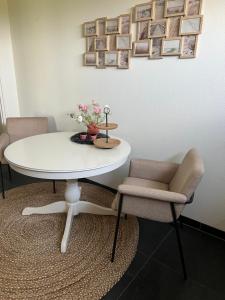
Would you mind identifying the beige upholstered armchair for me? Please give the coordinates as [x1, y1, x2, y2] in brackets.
[0, 117, 55, 198]
[111, 149, 204, 280]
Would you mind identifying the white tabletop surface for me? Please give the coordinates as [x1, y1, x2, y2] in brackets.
[4, 132, 131, 180]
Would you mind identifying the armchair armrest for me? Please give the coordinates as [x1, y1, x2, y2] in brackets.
[0, 133, 10, 161]
[129, 159, 179, 184]
[118, 184, 187, 204]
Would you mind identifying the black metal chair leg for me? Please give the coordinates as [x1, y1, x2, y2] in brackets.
[0, 163, 5, 199]
[53, 180, 56, 194]
[170, 203, 187, 280]
[111, 195, 123, 262]
[124, 214, 128, 220]
[7, 164, 12, 181]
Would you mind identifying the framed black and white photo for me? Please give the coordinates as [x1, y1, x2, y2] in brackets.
[149, 19, 169, 38]
[105, 18, 121, 34]
[161, 38, 182, 55]
[86, 36, 95, 52]
[150, 38, 163, 59]
[84, 52, 97, 66]
[105, 51, 118, 66]
[180, 35, 198, 58]
[164, 0, 187, 17]
[120, 14, 131, 34]
[133, 40, 151, 57]
[116, 34, 132, 50]
[179, 15, 203, 35]
[95, 36, 109, 51]
[133, 2, 153, 22]
[83, 21, 98, 37]
[137, 21, 149, 40]
[118, 50, 130, 69]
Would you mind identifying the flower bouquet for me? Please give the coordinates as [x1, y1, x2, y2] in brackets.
[70, 100, 105, 142]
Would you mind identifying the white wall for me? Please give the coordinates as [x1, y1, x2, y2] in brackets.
[0, 0, 19, 124]
[7, 0, 225, 231]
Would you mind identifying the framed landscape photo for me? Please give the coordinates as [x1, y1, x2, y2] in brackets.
[137, 21, 149, 40]
[83, 21, 98, 37]
[133, 2, 153, 22]
[95, 36, 109, 51]
[86, 36, 95, 52]
[96, 51, 106, 68]
[149, 19, 169, 38]
[105, 18, 121, 35]
[118, 50, 130, 69]
[105, 51, 118, 66]
[168, 17, 181, 37]
[149, 38, 163, 59]
[120, 14, 132, 34]
[161, 37, 182, 55]
[164, 0, 187, 17]
[186, 0, 202, 16]
[133, 40, 151, 57]
[179, 15, 203, 35]
[97, 18, 106, 36]
[153, 0, 166, 20]
[84, 52, 97, 66]
[180, 35, 198, 58]
[116, 34, 132, 50]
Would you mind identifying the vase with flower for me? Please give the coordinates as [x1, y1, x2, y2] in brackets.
[70, 100, 105, 140]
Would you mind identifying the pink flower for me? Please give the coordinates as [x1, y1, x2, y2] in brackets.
[93, 106, 101, 114]
[78, 104, 88, 112]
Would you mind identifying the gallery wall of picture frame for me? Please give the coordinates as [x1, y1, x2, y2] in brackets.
[83, 0, 203, 69]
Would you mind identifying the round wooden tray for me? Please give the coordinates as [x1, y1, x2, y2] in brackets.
[94, 138, 121, 149]
[96, 123, 118, 130]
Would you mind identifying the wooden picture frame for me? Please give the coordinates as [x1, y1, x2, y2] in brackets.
[137, 21, 150, 40]
[161, 37, 182, 55]
[164, 0, 187, 17]
[149, 19, 169, 38]
[133, 40, 151, 57]
[118, 50, 130, 69]
[116, 34, 132, 50]
[83, 21, 98, 37]
[84, 52, 97, 66]
[105, 18, 121, 35]
[104, 51, 119, 66]
[96, 17, 106, 36]
[179, 15, 203, 35]
[180, 35, 198, 58]
[133, 2, 154, 22]
[96, 51, 106, 68]
[186, 0, 202, 16]
[167, 16, 181, 37]
[86, 36, 95, 52]
[95, 36, 109, 51]
[120, 14, 132, 34]
[149, 38, 163, 59]
[153, 0, 166, 20]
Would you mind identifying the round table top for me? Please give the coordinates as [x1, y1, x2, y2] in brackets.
[4, 132, 131, 180]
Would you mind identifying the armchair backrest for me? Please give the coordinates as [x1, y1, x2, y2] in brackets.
[169, 149, 204, 200]
[6, 117, 48, 143]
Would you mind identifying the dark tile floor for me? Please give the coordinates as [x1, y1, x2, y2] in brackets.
[1, 166, 225, 300]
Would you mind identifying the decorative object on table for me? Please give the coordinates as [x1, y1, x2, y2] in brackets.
[94, 105, 121, 149]
[70, 132, 108, 145]
[70, 100, 105, 137]
[0, 181, 138, 300]
[82, 0, 203, 67]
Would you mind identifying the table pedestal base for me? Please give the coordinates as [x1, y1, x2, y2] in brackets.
[22, 180, 117, 253]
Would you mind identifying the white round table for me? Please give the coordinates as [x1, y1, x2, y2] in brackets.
[4, 132, 131, 253]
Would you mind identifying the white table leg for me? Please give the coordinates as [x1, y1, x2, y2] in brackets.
[22, 179, 117, 253]
[61, 205, 74, 253]
[22, 201, 67, 216]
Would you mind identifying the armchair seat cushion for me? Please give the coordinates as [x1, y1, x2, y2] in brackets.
[123, 177, 168, 191]
[112, 177, 185, 223]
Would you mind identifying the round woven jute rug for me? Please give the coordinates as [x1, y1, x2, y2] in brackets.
[0, 182, 138, 300]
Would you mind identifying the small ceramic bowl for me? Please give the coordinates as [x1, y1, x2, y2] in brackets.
[90, 134, 97, 141]
[80, 133, 87, 141]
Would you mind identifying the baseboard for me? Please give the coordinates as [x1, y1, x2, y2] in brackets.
[180, 216, 225, 241]
[82, 178, 225, 241]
